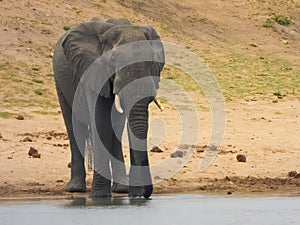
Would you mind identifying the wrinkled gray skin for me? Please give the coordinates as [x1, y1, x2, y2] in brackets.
[52, 18, 164, 198]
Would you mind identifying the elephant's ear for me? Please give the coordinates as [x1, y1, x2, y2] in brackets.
[62, 21, 114, 98]
[140, 25, 165, 89]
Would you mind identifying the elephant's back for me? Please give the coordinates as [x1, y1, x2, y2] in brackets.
[53, 34, 80, 106]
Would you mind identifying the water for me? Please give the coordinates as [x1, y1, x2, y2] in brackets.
[1, 195, 300, 225]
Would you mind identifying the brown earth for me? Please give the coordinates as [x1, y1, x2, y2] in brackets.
[0, 0, 300, 198]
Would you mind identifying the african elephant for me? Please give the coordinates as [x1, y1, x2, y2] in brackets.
[52, 18, 165, 198]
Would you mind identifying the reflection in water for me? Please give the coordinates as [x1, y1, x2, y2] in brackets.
[67, 197, 151, 208]
[1, 195, 300, 225]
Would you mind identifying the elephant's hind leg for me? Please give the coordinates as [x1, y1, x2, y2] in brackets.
[57, 88, 87, 192]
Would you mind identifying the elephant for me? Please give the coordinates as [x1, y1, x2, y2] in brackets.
[52, 18, 165, 198]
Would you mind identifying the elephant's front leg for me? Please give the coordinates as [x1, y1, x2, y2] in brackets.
[111, 133, 129, 193]
[110, 112, 129, 193]
[90, 96, 114, 198]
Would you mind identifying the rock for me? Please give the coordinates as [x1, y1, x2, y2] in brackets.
[288, 171, 297, 177]
[150, 146, 164, 153]
[236, 154, 246, 162]
[16, 115, 24, 120]
[294, 174, 300, 179]
[170, 150, 184, 158]
[28, 147, 41, 158]
[22, 137, 33, 142]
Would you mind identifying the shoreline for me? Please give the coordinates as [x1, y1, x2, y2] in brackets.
[1, 176, 299, 199]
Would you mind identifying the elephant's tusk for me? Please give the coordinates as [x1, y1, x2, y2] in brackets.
[114, 94, 124, 114]
[154, 96, 164, 111]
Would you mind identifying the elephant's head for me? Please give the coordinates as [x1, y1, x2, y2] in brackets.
[62, 21, 165, 197]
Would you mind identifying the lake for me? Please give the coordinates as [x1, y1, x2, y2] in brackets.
[1, 194, 300, 225]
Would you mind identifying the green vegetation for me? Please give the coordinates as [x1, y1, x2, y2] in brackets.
[212, 53, 299, 100]
[0, 112, 15, 119]
[186, 15, 207, 24]
[32, 79, 44, 84]
[32, 110, 58, 116]
[274, 14, 291, 26]
[263, 18, 274, 28]
[162, 66, 200, 92]
[41, 28, 51, 35]
[264, 14, 292, 28]
[34, 89, 47, 96]
[273, 90, 282, 97]
[63, 26, 71, 31]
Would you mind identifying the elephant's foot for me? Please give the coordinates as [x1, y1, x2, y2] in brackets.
[90, 190, 112, 198]
[129, 185, 153, 198]
[112, 182, 129, 193]
[65, 178, 86, 192]
[91, 172, 112, 198]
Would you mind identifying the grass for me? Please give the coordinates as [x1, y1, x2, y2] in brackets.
[0, 112, 15, 119]
[211, 53, 300, 100]
[63, 26, 71, 31]
[273, 90, 282, 97]
[264, 14, 292, 28]
[0, 59, 58, 110]
[32, 79, 44, 84]
[186, 15, 207, 24]
[32, 110, 58, 116]
[41, 28, 51, 35]
[263, 18, 274, 28]
[274, 15, 291, 26]
[162, 65, 201, 93]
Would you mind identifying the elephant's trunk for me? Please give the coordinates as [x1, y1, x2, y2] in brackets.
[126, 98, 152, 196]
[128, 100, 149, 141]
[127, 98, 150, 166]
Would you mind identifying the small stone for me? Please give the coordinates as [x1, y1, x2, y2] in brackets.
[28, 147, 41, 158]
[22, 137, 32, 142]
[67, 162, 72, 168]
[288, 171, 297, 177]
[7, 156, 13, 160]
[150, 146, 164, 153]
[16, 115, 24, 120]
[227, 191, 233, 195]
[56, 180, 64, 183]
[294, 174, 300, 179]
[170, 150, 184, 158]
[236, 154, 246, 162]
[47, 137, 52, 140]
